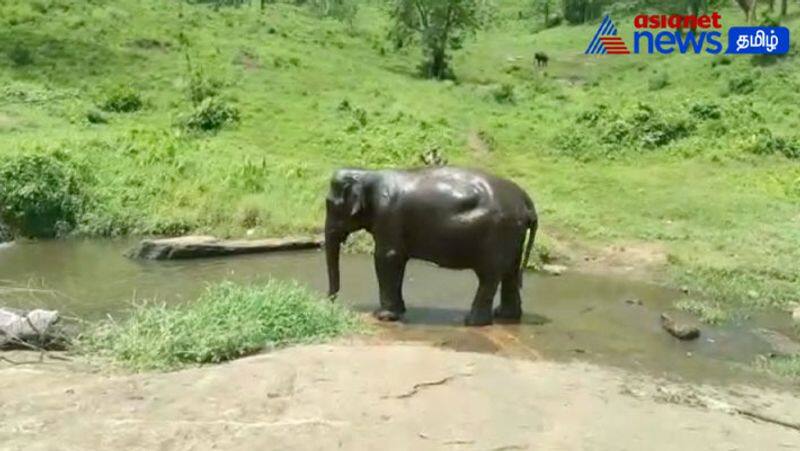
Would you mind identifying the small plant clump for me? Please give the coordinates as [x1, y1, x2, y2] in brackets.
[0, 153, 86, 238]
[743, 128, 800, 159]
[180, 96, 240, 132]
[77, 280, 363, 371]
[100, 84, 144, 113]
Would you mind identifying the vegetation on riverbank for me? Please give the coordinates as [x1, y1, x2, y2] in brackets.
[0, 0, 798, 328]
[77, 280, 363, 371]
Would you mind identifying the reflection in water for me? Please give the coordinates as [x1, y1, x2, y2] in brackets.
[0, 239, 794, 387]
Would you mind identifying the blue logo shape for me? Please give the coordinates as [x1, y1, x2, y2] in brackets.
[586, 15, 629, 55]
[727, 27, 790, 54]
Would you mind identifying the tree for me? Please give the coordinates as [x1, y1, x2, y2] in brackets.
[533, 0, 552, 26]
[733, 0, 758, 22]
[780, 0, 788, 15]
[389, 0, 486, 80]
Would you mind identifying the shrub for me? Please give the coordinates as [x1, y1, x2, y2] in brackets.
[0, 153, 86, 238]
[743, 128, 800, 159]
[187, 68, 221, 105]
[180, 96, 240, 132]
[689, 102, 721, 120]
[100, 84, 143, 113]
[493, 83, 515, 104]
[86, 108, 109, 124]
[7, 44, 33, 66]
[648, 72, 669, 91]
[309, 0, 358, 24]
[725, 74, 757, 95]
[78, 280, 363, 371]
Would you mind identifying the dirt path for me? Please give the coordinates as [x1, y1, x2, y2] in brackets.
[1, 343, 799, 450]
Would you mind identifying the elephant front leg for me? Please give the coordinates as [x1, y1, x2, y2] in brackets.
[373, 249, 407, 322]
[465, 273, 500, 326]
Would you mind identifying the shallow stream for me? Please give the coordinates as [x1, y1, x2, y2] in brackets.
[1, 239, 795, 388]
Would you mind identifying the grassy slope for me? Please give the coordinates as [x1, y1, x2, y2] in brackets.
[1, 0, 799, 321]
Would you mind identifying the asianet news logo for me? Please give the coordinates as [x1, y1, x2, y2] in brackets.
[585, 13, 791, 55]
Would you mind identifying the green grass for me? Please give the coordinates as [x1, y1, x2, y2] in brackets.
[77, 280, 363, 371]
[1, 0, 799, 327]
[760, 355, 800, 377]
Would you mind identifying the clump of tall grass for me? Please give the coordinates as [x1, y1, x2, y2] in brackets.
[78, 280, 363, 371]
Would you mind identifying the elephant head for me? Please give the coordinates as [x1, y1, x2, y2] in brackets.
[324, 169, 371, 298]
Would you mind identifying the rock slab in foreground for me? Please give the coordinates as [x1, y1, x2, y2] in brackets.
[127, 235, 323, 260]
[0, 308, 60, 348]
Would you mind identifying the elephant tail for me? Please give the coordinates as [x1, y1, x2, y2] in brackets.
[519, 214, 538, 288]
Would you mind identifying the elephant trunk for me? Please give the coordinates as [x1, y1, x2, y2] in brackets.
[325, 228, 346, 299]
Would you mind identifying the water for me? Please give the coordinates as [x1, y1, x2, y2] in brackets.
[0, 239, 795, 387]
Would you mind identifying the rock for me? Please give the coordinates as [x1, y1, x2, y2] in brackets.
[541, 264, 567, 276]
[792, 306, 800, 324]
[127, 235, 323, 260]
[660, 313, 700, 340]
[752, 328, 800, 357]
[0, 308, 60, 348]
[625, 298, 643, 306]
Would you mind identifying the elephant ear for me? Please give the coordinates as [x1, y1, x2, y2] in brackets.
[346, 180, 365, 217]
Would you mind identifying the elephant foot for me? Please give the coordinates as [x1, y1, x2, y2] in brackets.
[373, 308, 403, 322]
[493, 305, 522, 324]
[464, 311, 493, 327]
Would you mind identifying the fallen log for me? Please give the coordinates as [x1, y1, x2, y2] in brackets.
[127, 235, 324, 260]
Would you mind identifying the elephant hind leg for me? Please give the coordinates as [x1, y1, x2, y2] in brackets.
[464, 273, 500, 327]
[494, 270, 523, 323]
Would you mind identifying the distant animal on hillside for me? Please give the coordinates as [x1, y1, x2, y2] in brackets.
[534, 52, 549, 67]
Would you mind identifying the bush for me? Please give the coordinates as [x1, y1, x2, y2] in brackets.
[725, 74, 757, 95]
[648, 72, 669, 91]
[7, 44, 33, 66]
[309, 0, 358, 24]
[186, 68, 221, 105]
[180, 96, 240, 132]
[85, 108, 109, 124]
[492, 83, 515, 104]
[78, 280, 363, 371]
[100, 84, 143, 113]
[0, 153, 86, 238]
[689, 102, 721, 120]
[743, 128, 800, 159]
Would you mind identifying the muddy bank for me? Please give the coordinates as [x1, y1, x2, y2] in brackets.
[1, 343, 799, 450]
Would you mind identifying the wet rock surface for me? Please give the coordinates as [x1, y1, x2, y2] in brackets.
[660, 313, 701, 340]
[541, 264, 567, 276]
[753, 328, 800, 357]
[127, 235, 323, 260]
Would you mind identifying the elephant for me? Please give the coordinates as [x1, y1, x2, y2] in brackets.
[324, 166, 538, 326]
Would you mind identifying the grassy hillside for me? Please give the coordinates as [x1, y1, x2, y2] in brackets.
[1, 0, 799, 322]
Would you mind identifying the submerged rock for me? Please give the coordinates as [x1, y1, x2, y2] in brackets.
[753, 328, 800, 357]
[127, 235, 324, 260]
[0, 308, 60, 348]
[541, 264, 567, 276]
[660, 313, 700, 341]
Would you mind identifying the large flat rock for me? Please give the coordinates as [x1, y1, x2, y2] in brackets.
[127, 235, 323, 260]
[2, 343, 799, 450]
